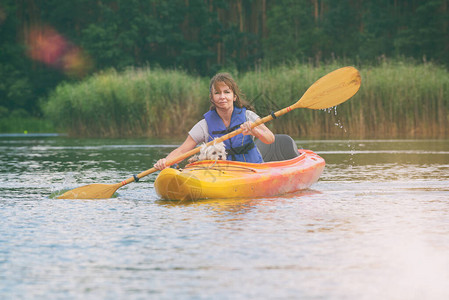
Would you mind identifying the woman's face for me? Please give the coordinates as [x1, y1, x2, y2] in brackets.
[210, 81, 236, 111]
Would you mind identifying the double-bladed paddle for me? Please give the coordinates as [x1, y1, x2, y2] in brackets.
[58, 66, 361, 199]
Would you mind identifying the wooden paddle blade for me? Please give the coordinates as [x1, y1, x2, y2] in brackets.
[294, 66, 361, 110]
[57, 183, 121, 199]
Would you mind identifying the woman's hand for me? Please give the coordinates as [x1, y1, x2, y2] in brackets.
[240, 120, 275, 144]
[240, 121, 254, 136]
[154, 158, 168, 170]
[153, 135, 198, 170]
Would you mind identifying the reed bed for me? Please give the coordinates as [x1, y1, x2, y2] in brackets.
[241, 62, 449, 138]
[43, 62, 449, 138]
[44, 68, 207, 137]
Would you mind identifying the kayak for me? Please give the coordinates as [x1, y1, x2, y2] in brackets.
[154, 149, 325, 201]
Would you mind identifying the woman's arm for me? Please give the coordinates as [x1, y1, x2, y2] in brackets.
[154, 135, 198, 170]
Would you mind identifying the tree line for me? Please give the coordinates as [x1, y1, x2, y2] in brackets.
[1, 0, 448, 118]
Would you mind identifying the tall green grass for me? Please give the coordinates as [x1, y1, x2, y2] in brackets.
[43, 68, 208, 137]
[43, 62, 449, 138]
[241, 62, 449, 138]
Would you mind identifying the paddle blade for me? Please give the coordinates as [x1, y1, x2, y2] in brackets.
[57, 183, 121, 199]
[294, 66, 361, 110]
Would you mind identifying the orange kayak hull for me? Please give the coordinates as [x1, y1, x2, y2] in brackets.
[154, 149, 325, 201]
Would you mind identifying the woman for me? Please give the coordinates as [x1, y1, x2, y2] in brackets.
[154, 73, 275, 170]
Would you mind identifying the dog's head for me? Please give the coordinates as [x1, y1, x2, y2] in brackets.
[198, 141, 227, 161]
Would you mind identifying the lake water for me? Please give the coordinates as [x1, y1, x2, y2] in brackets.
[1, 134, 449, 299]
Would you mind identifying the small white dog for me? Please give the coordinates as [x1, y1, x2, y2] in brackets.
[188, 140, 227, 163]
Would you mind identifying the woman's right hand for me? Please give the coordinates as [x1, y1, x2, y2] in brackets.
[153, 135, 198, 171]
[154, 158, 168, 170]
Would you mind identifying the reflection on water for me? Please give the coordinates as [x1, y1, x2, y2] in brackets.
[1, 136, 449, 299]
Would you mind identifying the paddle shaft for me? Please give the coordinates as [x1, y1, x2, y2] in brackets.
[116, 64, 363, 187]
[118, 105, 292, 187]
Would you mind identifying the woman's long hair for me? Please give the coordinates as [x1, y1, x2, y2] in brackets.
[209, 73, 255, 112]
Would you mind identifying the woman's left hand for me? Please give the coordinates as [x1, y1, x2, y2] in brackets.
[241, 120, 275, 144]
[240, 121, 254, 136]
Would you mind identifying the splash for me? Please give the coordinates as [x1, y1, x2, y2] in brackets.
[323, 106, 347, 132]
[25, 25, 92, 77]
[323, 105, 338, 116]
[49, 171, 77, 199]
[322, 105, 356, 165]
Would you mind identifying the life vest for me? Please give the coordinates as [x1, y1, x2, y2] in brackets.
[204, 107, 263, 163]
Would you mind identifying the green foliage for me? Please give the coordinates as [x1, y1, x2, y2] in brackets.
[43, 68, 207, 137]
[263, 0, 315, 63]
[0, 0, 70, 117]
[264, 0, 449, 67]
